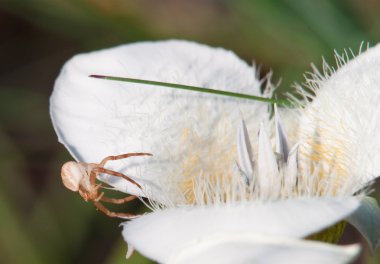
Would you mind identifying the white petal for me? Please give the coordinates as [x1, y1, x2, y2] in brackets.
[297, 44, 380, 188]
[236, 119, 254, 184]
[50, 40, 268, 197]
[122, 197, 359, 263]
[168, 233, 360, 264]
[347, 196, 380, 253]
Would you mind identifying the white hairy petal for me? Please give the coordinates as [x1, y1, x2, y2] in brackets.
[50, 40, 268, 198]
[347, 196, 380, 253]
[122, 197, 359, 263]
[298, 43, 380, 189]
[168, 233, 360, 264]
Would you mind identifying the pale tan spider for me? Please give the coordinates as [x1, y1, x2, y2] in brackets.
[61, 153, 152, 218]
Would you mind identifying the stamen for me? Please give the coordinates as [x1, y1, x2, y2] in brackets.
[274, 105, 290, 162]
[258, 123, 280, 199]
[285, 144, 299, 191]
[237, 119, 254, 185]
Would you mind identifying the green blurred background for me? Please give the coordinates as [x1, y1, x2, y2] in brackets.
[0, 0, 380, 263]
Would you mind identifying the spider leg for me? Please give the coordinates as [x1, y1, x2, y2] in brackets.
[89, 166, 99, 187]
[95, 192, 104, 202]
[78, 185, 90, 201]
[92, 167, 142, 189]
[98, 181, 113, 189]
[100, 195, 137, 204]
[99, 152, 152, 167]
[93, 201, 139, 219]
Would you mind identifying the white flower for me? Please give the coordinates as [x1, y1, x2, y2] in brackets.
[50, 40, 380, 264]
[293, 44, 380, 253]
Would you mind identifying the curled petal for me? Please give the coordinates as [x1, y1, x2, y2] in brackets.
[347, 196, 380, 253]
[168, 233, 360, 264]
[122, 197, 359, 263]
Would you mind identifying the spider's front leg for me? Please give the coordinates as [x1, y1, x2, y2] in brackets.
[99, 152, 153, 167]
[92, 167, 142, 188]
[91, 152, 152, 189]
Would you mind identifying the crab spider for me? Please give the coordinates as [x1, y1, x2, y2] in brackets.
[61, 153, 152, 218]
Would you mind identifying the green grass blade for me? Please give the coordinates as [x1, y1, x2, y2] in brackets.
[89, 75, 292, 106]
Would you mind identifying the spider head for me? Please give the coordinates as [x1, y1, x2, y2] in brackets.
[61, 161, 86, 192]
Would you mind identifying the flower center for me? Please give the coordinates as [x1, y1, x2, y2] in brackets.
[178, 127, 238, 204]
[157, 114, 362, 209]
[299, 124, 352, 196]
